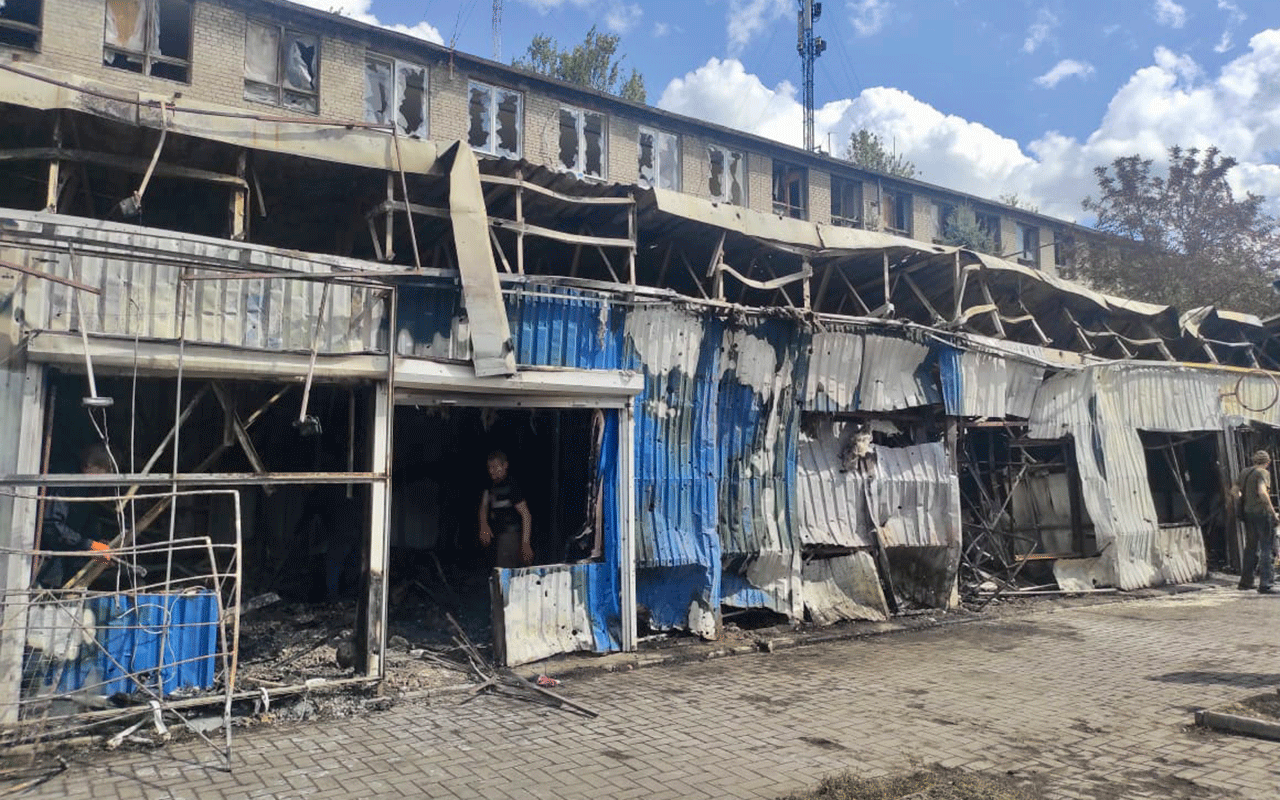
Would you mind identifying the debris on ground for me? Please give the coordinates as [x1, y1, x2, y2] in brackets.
[777, 765, 1044, 800]
[1216, 691, 1280, 724]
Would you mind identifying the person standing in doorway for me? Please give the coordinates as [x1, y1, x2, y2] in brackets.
[478, 450, 533, 568]
[1236, 450, 1279, 594]
[36, 443, 115, 588]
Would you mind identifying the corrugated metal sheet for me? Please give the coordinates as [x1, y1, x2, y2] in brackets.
[874, 442, 960, 549]
[800, 553, 888, 625]
[3, 213, 387, 353]
[939, 347, 1044, 419]
[720, 552, 800, 617]
[804, 330, 863, 413]
[1026, 364, 1218, 590]
[495, 565, 602, 666]
[1011, 473, 1091, 555]
[857, 334, 939, 411]
[795, 420, 874, 549]
[58, 592, 219, 695]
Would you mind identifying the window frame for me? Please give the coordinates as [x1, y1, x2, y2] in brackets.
[467, 80, 523, 159]
[0, 0, 44, 51]
[638, 126, 680, 191]
[243, 18, 321, 115]
[975, 211, 1002, 251]
[931, 201, 956, 243]
[1017, 222, 1041, 267]
[771, 159, 808, 220]
[557, 104, 607, 180]
[102, 0, 193, 83]
[829, 176, 864, 228]
[707, 143, 746, 206]
[1054, 231, 1074, 271]
[882, 188, 912, 235]
[363, 53, 428, 139]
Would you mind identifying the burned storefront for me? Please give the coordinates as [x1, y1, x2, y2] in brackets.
[3, 26, 1280, 760]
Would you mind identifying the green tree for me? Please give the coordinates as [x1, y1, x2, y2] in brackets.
[845, 129, 916, 178]
[939, 204, 999, 254]
[514, 26, 646, 103]
[1079, 146, 1280, 315]
[998, 192, 1039, 214]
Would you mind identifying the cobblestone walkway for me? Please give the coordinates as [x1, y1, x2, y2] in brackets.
[28, 588, 1280, 799]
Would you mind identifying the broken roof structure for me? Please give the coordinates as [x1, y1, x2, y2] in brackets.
[2, 0, 1278, 753]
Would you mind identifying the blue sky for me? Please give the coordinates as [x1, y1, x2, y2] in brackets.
[302, 0, 1280, 221]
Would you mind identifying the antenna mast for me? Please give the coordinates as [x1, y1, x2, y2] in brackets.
[797, 1, 826, 152]
[492, 0, 503, 60]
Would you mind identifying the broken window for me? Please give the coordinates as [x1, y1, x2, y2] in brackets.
[364, 55, 427, 139]
[244, 20, 318, 114]
[0, 0, 42, 50]
[638, 126, 680, 190]
[1017, 223, 1040, 267]
[102, 0, 191, 81]
[1054, 231, 1074, 274]
[707, 144, 744, 205]
[830, 177, 863, 228]
[976, 211, 1001, 250]
[931, 201, 956, 242]
[771, 160, 807, 219]
[467, 80, 522, 158]
[556, 105, 605, 179]
[882, 188, 911, 234]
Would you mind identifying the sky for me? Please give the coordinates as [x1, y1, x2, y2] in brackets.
[293, 0, 1280, 223]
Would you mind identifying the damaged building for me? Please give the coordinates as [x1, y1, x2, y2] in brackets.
[3, 0, 1280, 747]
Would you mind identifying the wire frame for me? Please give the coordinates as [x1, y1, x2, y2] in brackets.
[0, 489, 242, 772]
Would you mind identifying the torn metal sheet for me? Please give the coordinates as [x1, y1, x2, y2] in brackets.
[1, 210, 388, 353]
[856, 334, 938, 411]
[939, 347, 1044, 419]
[804, 330, 863, 413]
[721, 551, 800, 618]
[1011, 472, 1092, 555]
[873, 442, 960, 550]
[494, 565, 602, 666]
[801, 553, 889, 625]
[444, 142, 516, 376]
[795, 419, 874, 549]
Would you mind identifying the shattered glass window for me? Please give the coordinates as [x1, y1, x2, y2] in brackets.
[102, 0, 190, 82]
[395, 62, 427, 139]
[0, 0, 43, 50]
[638, 129, 655, 186]
[364, 57, 393, 125]
[244, 21, 319, 114]
[364, 56, 427, 139]
[558, 106, 606, 179]
[656, 131, 680, 191]
[708, 144, 744, 205]
[469, 81, 522, 158]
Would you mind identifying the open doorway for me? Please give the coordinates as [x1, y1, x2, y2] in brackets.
[386, 405, 609, 662]
[1138, 430, 1228, 567]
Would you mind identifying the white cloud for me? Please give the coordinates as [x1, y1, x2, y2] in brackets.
[605, 1, 643, 33]
[1215, 0, 1247, 53]
[1022, 8, 1057, 54]
[657, 31, 1280, 221]
[292, 0, 443, 43]
[654, 22, 670, 37]
[1034, 59, 1096, 88]
[726, 0, 789, 54]
[850, 0, 890, 37]
[1154, 0, 1187, 29]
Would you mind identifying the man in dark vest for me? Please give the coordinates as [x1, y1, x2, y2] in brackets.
[1236, 450, 1278, 594]
[36, 443, 116, 588]
[478, 450, 533, 568]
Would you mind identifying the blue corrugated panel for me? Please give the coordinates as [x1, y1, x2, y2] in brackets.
[508, 286, 623, 370]
[59, 592, 219, 696]
[395, 282, 468, 360]
[938, 345, 964, 415]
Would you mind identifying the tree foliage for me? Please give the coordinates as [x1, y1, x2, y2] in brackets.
[939, 205, 999, 255]
[1079, 146, 1280, 315]
[998, 192, 1039, 214]
[845, 129, 916, 179]
[514, 26, 646, 103]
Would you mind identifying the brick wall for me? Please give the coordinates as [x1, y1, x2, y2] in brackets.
[809, 168, 830, 225]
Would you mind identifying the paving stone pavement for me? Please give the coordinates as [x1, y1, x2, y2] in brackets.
[23, 588, 1280, 799]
